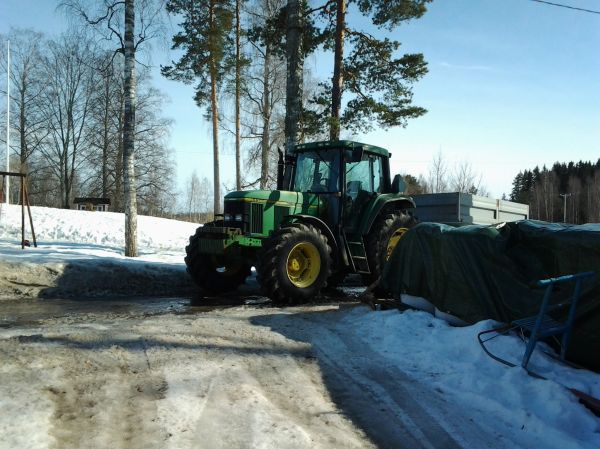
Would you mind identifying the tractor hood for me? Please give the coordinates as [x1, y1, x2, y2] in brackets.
[224, 190, 323, 216]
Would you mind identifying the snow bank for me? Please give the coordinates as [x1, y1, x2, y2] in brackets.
[0, 204, 198, 254]
[341, 308, 600, 448]
[0, 205, 200, 298]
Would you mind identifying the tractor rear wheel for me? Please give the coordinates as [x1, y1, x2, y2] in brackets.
[362, 211, 417, 295]
[185, 224, 251, 294]
[257, 223, 332, 305]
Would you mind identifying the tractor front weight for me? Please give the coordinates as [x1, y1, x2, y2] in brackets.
[196, 226, 262, 256]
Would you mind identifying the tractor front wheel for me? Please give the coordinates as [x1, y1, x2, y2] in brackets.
[257, 223, 332, 305]
[185, 226, 251, 294]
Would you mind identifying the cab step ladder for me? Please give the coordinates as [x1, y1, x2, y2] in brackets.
[346, 239, 370, 274]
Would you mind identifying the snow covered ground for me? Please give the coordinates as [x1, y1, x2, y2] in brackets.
[0, 205, 199, 298]
[0, 204, 599, 448]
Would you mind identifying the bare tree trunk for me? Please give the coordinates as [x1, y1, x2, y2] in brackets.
[260, 40, 272, 190]
[285, 0, 303, 149]
[209, 0, 222, 215]
[62, 111, 72, 208]
[102, 74, 111, 198]
[113, 100, 124, 212]
[123, 0, 138, 256]
[235, 0, 242, 191]
[210, 74, 221, 214]
[68, 114, 77, 207]
[330, 0, 346, 141]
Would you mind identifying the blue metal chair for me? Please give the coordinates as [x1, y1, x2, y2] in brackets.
[512, 271, 595, 369]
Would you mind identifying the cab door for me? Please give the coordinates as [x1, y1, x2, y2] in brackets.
[343, 152, 384, 232]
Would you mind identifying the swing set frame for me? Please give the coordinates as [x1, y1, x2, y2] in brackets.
[0, 171, 37, 249]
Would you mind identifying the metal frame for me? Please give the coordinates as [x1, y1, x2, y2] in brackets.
[513, 271, 595, 369]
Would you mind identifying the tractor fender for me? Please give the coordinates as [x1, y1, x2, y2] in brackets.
[283, 214, 341, 264]
[358, 194, 416, 236]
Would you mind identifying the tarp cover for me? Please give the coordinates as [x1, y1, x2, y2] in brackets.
[382, 220, 600, 371]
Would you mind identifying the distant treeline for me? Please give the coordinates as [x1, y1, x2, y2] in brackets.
[510, 160, 600, 224]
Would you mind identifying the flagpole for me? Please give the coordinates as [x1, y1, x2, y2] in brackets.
[5, 40, 9, 205]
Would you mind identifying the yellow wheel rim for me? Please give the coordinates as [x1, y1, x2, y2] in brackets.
[386, 228, 409, 261]
[286, 242, 321, 288]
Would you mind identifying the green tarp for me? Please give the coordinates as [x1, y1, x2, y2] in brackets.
[382, 220, 600, 371]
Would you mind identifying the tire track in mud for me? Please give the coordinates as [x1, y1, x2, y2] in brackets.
[40, 331, 169, 449]
[153, 310, 375, 449]
[255, 310, 513, 449]
[241, 352, 375, 449]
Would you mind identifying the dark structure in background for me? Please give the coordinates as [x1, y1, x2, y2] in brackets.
[73, 198, 111, 212]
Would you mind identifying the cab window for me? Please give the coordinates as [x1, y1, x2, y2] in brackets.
[345, 152, 383, 195]
[372, 156, 383, 193]
[292, 150, 340, 193]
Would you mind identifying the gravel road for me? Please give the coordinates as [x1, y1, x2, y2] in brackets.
[0, 296, 510, 449]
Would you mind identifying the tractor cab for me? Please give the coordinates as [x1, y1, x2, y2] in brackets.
[280, 141, 399, 234]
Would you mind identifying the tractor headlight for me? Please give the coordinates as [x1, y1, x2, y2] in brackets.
[234, 214, 243, 222]
[224, 213, 232, 221]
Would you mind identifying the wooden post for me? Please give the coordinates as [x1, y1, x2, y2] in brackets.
[24, 182, 37, 247]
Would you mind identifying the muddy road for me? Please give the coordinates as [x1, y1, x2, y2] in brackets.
[0, 295, 508, 449]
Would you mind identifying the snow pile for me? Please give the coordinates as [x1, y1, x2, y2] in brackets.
[341, 307, 600, 448]
[0, 205, 200, 298]
[0, 204, 199, 256]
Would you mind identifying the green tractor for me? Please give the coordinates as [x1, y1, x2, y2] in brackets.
[185, 140, 416, 304]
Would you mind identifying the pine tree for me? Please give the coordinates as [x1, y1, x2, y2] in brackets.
[235, 0, 242, 191]
[284, 0, 304, 148]
[162, 0, 235, 214]
[310, 0, 431, 139]
[510, 160, 600, 224]
[510, 171, 523, 202]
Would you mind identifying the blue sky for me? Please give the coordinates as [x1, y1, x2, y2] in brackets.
[1, 0, 599, 199]
[372, 0, 600, 197]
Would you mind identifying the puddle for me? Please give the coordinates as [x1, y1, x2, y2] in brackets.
[0, 297, 191, 323]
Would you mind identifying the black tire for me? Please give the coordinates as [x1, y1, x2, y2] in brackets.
[185, 224, 251, 294]
[256, 223, 332, 305]
[362, 211, 417, 295]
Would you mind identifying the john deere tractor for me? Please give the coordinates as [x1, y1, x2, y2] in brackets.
[185, 140, 416, 304]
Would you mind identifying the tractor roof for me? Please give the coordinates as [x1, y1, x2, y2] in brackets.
[292, 140, 390, 158]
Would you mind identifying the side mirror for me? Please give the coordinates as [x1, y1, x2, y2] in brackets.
[391, 174, 406, 194]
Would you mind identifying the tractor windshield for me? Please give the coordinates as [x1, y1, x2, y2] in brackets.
[292, 150, 341, 193]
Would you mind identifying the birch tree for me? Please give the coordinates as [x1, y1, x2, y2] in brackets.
[62, 0, 167, 256]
